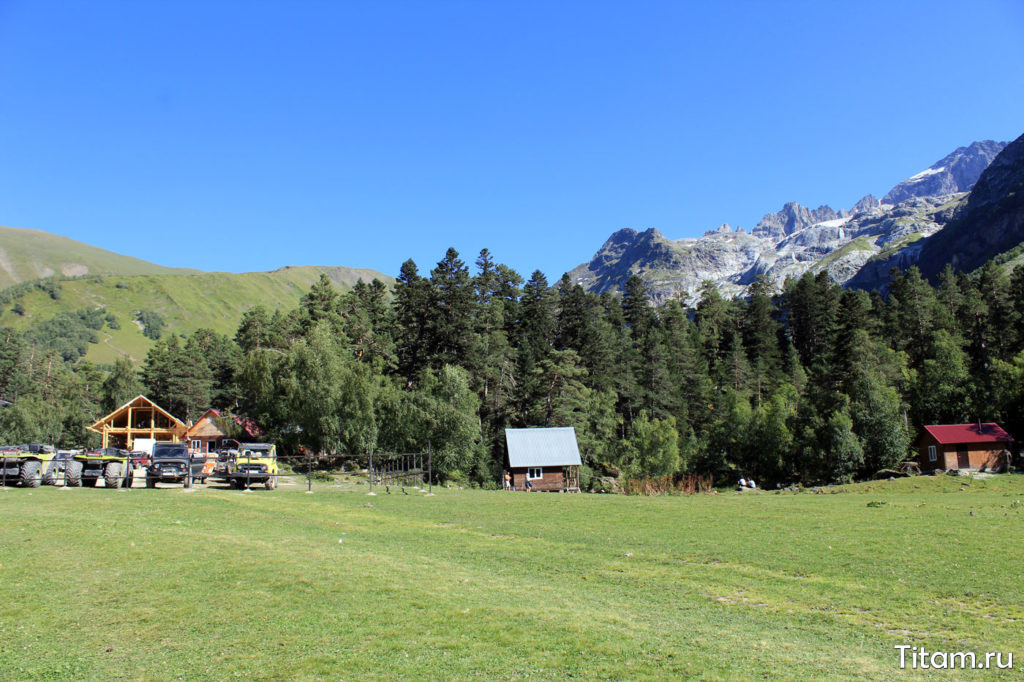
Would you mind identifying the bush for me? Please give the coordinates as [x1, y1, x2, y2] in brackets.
[579, 464, 595, 492]
[445, 469, 471, 488]
[137, 310, 165, 340]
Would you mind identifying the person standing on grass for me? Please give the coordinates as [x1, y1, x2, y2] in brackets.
[525, 478, 532, 491]
[504, 472, 511, 490]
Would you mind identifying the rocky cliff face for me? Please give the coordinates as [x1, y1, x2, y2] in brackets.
[569, 138, 1013, 303]
[909, 133, 1024, 279]
[882, 140, 1006, 205]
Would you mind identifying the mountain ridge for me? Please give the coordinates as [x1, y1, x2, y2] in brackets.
[0, 224, 199, 289]
[0, 225, 392, 364]
[569, 137, 1013, 302]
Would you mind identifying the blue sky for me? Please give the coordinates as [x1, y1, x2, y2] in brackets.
[1, 1, 1022, 282]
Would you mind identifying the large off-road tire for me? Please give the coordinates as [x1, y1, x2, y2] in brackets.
[42, 461, 58, 486]
[266, 475, 276, 490]
[20, 460, 41, 488]
[104, 462, 123, 489]
[146, 476, 157, 489]
[65, 460, 83, 487]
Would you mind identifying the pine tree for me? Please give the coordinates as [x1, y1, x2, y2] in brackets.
[427, 248, 477, 369]
[742, 276, 782, 402]
[392, 259, 433, 383]
[142, 335, 213, 420]
[299, 274, 343, 334]
[887, 266, 939, 365]
[101, 356, 143, 412]
[236, 305, 272, 353]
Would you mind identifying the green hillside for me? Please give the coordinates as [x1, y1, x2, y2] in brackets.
[0, 224, 197, 288]
[0, 265, 391, 364]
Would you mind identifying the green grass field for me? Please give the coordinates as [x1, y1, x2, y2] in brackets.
[2, 475, 1023, 679]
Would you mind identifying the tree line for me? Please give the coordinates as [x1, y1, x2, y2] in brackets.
[2, 247, 1023, 488]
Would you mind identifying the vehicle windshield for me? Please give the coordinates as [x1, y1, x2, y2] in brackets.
[241, 444, 275, 459]
[152, 445, 189, 458]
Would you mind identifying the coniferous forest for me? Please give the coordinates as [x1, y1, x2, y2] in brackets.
[2, 247, 1024, 489]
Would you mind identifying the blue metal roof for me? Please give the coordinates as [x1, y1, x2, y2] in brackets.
[505, 427, 582, 468]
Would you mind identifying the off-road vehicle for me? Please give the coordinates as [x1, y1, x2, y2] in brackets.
[66, 447, 133, 488]
[146, 442, 207, 488]
[215, 442, 278, 490]
[0, 443, 57, 487]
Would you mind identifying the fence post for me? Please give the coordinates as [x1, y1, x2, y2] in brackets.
[427, 441, 432, 494]
[306, 449, 312, 493]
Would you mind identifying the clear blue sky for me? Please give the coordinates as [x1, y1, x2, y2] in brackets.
[1, 1, 1022, 282]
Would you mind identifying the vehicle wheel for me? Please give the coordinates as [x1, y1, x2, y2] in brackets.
[266, 476, 276, 490]
[184, 476, 192, 489]
[20, 460, 41, 488]
[105, 462, 123, 489]
[65, 460, 83, 487]
[146, 477, 156, 489]
[42, 461, 58, 486]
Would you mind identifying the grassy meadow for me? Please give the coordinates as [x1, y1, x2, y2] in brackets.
[0, 265, 390, 364]
[1, 475, 1023, 679]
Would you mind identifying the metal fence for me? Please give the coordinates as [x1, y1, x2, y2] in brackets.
[1, 448, 432, 494]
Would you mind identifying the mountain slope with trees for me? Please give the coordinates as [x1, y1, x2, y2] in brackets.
[0, 265, 390, 364]
[4, 244, 1022, 492]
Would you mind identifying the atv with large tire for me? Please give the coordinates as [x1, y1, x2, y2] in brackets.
[0, 444, 57, 488]
[69, 448, 134, 489]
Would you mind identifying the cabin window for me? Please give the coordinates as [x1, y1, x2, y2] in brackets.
[928, 445, 937, 462]
[527, 467, 543, 480]
[191, 440, 203, 452]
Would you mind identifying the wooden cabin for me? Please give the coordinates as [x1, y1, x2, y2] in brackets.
[915, 423, 1013, 472]
[184, 409, 228, 454]
[505, 427, 581, 492]
[88, 395, 186, 450]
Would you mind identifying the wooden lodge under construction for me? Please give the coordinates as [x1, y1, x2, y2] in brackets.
[87, 395, 186, 450]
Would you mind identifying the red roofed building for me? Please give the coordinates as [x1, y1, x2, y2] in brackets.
[184, 408, 226, 454]
[182, 409, 265, 454]
[915, 423, 1013, 472]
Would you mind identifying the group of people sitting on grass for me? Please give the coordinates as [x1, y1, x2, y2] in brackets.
[737, 476, 757, 491]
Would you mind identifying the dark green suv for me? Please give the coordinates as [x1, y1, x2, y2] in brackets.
[146, 443, 207, 488]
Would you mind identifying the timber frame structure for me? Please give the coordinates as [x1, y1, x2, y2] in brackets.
[88, 395, 186, 450]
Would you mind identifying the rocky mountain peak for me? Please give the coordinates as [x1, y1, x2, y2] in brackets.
[751, 202, 844, 239]
[705, 223, 733, 236]
[882, 140, 1007, 205]
[569, 135, 1021, 305]
[852, 195, 881, 213]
